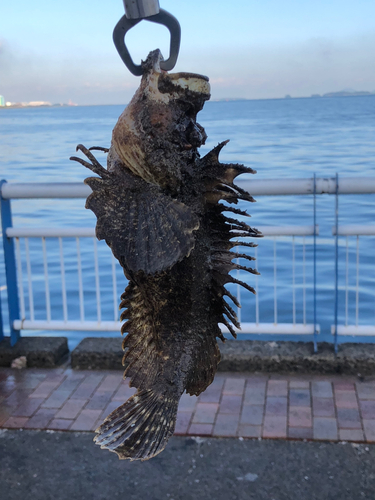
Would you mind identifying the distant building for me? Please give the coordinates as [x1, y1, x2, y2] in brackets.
[0, 96, 4, 107]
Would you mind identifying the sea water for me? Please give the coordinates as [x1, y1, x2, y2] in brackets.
[0, 96, 375, 348]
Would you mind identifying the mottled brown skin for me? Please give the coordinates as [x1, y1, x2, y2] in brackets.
[70, 50, 261, 461]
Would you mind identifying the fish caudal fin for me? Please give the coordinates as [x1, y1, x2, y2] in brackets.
[94, 389, 178, 461]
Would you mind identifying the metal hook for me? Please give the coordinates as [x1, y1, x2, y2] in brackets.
[113, 8, 181, 76]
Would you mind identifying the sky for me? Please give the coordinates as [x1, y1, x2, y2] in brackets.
[1, 0, 375, 105]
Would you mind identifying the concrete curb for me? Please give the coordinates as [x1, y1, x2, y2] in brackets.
[0, 337, 69, 368]
[71, 338, 375, 375]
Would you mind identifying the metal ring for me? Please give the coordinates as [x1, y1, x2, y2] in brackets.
[113, 8, 181, 76]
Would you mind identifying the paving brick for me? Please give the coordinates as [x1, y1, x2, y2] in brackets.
[311, 381, 333, 399]
[223, 378, 245, 395]
[240, 405, 264, 426]
[363, 420, 375, 442]
[70, 374, 105, 400]
[95, 374, 122, 394]
[24, 409, 56, 429]
[339, 429, 364, 442]
[41, 390, 72, 409]
[289, 407, 312, 428]
[198, 386, 222, 404]
[312, 397, 335, 417]
[112, 383, 136, 401]
[219, 395, 242, 414]
[289, 381, 310, 389]
[55, 399, 88, 419]
[262, 416, 287, 438]
[337, 408, 362, 429]
[85, 392, 112, 410]
[70, 409, 103, 431]
[178, 394, 198, 411]
[100, 401, 120, 421]
[238, 424, 261, 438]
[5, 389, 33, 407]
[359, 400, 375, 419]
[334, 381, 355, 391]
[265, 397, 287, 417]
[267, 380, 288, 397]
[213, 413, 240, 437]
[192, 403, 218, 424]
[313, 417, 338, 440]
[0, 408, 12, 426]
[47, 419, 73, 430]
[243, 383, 266, 405]
[11, 397, 44, 417]
[3, 416, 29, 428]
[29, 377, 65, 398]
[288, 427, 313, 439]
[289, 390, 311, 407]
[334, 391, 359, 409]
[174, 411, 193, 435]
[356, 383, 375, 400]
[57, 373, 85, 393]
[188, 423, 213, 436]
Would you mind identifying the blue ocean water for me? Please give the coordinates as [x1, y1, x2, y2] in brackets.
[0, 96, 375, 348]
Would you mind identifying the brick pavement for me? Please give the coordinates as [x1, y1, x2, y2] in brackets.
[1, 367, 374, 442]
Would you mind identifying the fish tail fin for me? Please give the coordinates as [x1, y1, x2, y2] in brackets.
[94, 389, 178, 461]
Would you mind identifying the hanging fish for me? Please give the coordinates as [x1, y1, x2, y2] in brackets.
[70, 50, 261, 461]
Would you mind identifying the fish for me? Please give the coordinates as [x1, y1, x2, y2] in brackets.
[70, 49, 261, 461]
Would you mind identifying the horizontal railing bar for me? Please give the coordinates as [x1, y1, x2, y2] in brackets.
[7, 227, 95, 238]
[14, 320, 320, 335]
[1, 183, 90, 199]
[2, 177, 375, 199]
[7, 225, 318, 238]
[219, 322, 320, 335]
[260, 225, 319, 236]
[332, 225, 375, 236]
[331, 325, 375, 336]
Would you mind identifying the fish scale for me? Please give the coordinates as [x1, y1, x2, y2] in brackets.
[70, 49, 261, 461]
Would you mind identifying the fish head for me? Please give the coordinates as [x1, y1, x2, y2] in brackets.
[111, 49, 211, 191]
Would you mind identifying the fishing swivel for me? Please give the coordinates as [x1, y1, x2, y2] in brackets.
[113, 0, 181, 76]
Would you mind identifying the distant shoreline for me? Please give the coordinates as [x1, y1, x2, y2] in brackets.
[1, 92, 374, 109]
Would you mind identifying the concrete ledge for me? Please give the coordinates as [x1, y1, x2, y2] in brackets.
[71, 338, 375, 375]
[0, 337, 69, 368]
[71, 337, 123, 370]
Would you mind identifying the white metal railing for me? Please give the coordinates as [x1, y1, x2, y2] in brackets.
[2, 176, 375, 349]
[331, 225, 375, 337]
[8, 225, 318, 337]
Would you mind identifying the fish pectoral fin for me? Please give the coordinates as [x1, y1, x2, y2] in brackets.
[84, 167, 199, 275]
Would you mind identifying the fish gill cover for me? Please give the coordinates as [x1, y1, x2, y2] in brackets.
[70, 50, 261, 461]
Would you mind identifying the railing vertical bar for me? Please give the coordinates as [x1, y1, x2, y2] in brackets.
[59, 237, 68, 322]
[292, 236, 296, 325]
[76, 238, 84, 322]
[255, 246, 259, 325]
[42, 237, 51, 322]
[356, 236, 359, 328]
[236, 246, 241, 324]
[313, 173, 317, 352]
[24, 237, 34, 321]
[111, 254, 118, 322]
[345, 236, 349, 327]
[0, 180, 21, 344]
[273, 238, 277, 324]
[15, 238, 25, 320]
[303, 236, 306, 325]
[334, 173, 339, 353]
[93, 238, 101, 323]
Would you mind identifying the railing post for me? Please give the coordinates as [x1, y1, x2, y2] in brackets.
[334, 173, 339, 354]
[313, 173, 317, 353]
[0, 180, 21, 346]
